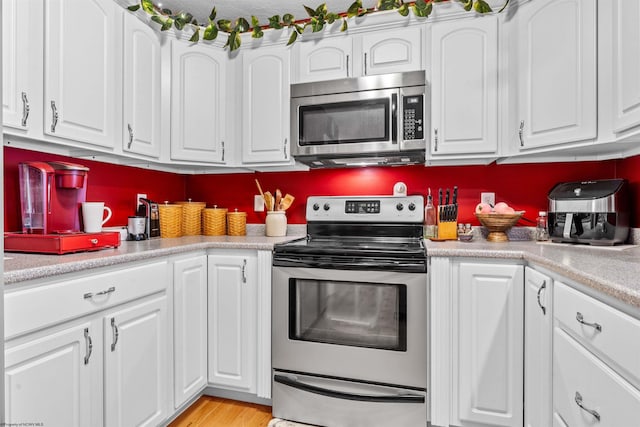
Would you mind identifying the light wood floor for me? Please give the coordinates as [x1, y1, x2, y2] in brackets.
[169, 396, 273, 427]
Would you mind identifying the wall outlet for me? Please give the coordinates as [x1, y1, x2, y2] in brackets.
[481, 192, 495, 206]
[136, 193, 147, 208]
[254, 195, 265, 212]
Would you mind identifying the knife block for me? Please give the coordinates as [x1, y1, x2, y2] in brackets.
[437, 206, 458, 240]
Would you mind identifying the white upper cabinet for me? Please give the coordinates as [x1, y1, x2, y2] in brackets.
[170, 40, 227, 164]
[293, 26, 423, 83]
[122, 14, 162, 159]
[2, 0, 42, 135]
[429, 16, 498, 161]
[43, 0, 120, 148]
[241, 47, 292, 165]
[515, 0, 597, 151]
[294, 37, 353, 83]
[609, 0, 640, 135]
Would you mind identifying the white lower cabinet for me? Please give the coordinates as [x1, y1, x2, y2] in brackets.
[172, 253, 208, 408]
[4, 319, 101, 427]
[524, 267, 553, 427]
[431, 257, 524, 427]
[454, 261, 524, 427]
[207, 252, 258, 393]
[4, 260, 171, 427]
[103, 295, 169, 427]
[552, 280, 640, 426]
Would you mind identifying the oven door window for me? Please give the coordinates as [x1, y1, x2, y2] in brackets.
[298, 98, 390, 146]
[289, 279, 407, 351]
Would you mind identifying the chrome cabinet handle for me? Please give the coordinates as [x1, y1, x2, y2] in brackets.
[434, 128, 439, 152]
[110, 317, 119, 352]
[518, 120, 525, 147]
[536, 280, 547, 315]
[84, 286, 116, 300]
[127, 124, 134, 149]
[575, 391, 600, 422]
[576, 312, 602, 332]
[50, 101, 59, 133]
[21, 92, 30, 126]
[364, 52, 368, 75]
[84, 328, 93, 365]
[221, 141, 225, 162]
[346, 55, 350, 77]
[283, 138, 288, 159]
[242, 259, 247, 283]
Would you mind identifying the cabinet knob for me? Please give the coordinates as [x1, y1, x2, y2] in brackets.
[518, 120, 525, 147]
[574, 391, 601, 422]
[84, 328, 93, 365]
[127, 124, 134, 149]
[21, 92, 30, 127]
[50, 101, 59, 133]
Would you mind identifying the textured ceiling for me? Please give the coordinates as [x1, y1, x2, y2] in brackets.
[154, 0, 379, 23]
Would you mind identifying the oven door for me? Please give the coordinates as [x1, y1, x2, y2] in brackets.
[291, 88, 399, 157]
[272, 265, 428, 389]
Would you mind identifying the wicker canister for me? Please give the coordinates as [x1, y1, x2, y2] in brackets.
[176, 200, 206, 235]
[227, 209, 247, 236]
[202, 207, 228, 236]
[158, 204, 183, 238]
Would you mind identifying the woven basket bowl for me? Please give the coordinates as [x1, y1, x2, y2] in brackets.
[475, 211, 525, 242]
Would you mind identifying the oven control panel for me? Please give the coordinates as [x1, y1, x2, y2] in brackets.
[307, 195, 424, 222]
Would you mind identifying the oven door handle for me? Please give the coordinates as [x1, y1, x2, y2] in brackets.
[274, 374, 425, 404]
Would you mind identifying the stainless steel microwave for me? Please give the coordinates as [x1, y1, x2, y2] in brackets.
[290, 71, 428, 168]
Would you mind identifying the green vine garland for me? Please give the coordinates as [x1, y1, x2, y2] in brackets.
[128, 0, 509, 51]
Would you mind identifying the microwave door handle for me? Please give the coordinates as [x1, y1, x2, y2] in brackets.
[392, 93, 398, 144]
[274, 375, 425, 404]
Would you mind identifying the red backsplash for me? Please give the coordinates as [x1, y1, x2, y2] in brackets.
[5, 146, 638, 230]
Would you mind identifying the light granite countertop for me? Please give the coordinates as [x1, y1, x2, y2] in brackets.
[4, 225, 640, 312]
[426, 238, 640, 312]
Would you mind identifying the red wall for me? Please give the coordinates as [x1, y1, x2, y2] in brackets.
[5, 146, 639, 230]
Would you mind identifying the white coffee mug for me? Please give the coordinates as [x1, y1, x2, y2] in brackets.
[82, 202, 112, 233]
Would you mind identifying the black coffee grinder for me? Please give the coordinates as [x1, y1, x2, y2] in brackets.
[138, 198, 161, 238]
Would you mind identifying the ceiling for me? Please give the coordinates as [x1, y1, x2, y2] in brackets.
[153, 0, 379, 24]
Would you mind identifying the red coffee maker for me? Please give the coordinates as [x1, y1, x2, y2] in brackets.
[19, 161, 89, 234]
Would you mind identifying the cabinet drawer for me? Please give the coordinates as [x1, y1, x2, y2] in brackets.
[553, 327, 640, 427]
[554, 281, 640, 388]
[5, 260, 169, 339]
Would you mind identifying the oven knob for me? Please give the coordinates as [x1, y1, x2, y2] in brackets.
[408, 203, 416, 211]
[323, 203, 330, 211]
[396, 203, 404, 211]
[312, 203, 320, 211]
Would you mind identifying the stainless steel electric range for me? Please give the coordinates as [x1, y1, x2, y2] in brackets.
[272, 195, 429, 427]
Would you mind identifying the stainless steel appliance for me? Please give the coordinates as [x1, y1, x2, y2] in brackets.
[138, 198, 161, 239]
[548, 179, 629, 245]
[272, 195, 428, 427]
[291, 71, 427, 168]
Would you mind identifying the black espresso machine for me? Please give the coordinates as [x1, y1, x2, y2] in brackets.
[548, 179, 629, 245]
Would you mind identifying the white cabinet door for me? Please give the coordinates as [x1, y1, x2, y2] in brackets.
[454, 262, 524, 427]
[241, 48, 291, 164]
[173, 254, 208, 409]
[294, 37, 352, 83]
[5, 321, 101, 427]
[611, 0, 640, 134]
[170, 40, 226, 163]
[208, 253, 257, 393]
[123, 13, 162, 158]
[516, 0, 597, 150]
[103, 295, 169, 427]
[2, 0, 42, 134]
[44, 0, 119, 148]
[524, 267, 553, 427]
[430, 16, 498, 157]
[361, 26, 423, 76]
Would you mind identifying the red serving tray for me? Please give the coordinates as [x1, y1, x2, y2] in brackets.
[4, 231, 121, 255]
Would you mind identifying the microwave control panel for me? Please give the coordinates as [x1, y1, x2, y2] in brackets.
[402, 95, 424, 141]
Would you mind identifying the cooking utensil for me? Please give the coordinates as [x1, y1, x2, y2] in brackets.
[279, 194, 295, 211]
[452, 186, 458, 205]
[275, 189, 282, 211]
